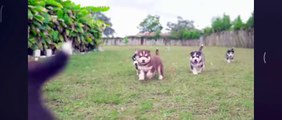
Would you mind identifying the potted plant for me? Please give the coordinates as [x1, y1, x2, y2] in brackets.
[33, 45, 41, 57]
[42, 40, 52, 57]
[46, 45, 52, 57]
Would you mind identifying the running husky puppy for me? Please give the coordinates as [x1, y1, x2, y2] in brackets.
[190, 44, 205, 75]
[28, 41, 72, 120]
[132, 50, 139, 75]
[226, 47, 235, 63]
[136, 49, 164, 80]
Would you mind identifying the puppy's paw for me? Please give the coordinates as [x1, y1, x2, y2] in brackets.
[192, 70, 198, 75]
[133, 61, 138, 65]
[138, 75, 144, 80]
[159, 75, 163, 80]
[62, 41, 73, 55]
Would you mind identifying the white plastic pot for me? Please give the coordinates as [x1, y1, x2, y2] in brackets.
[98, 46, 104, 51]
[46, 49, 52, 57]
[33, 49, 41, 57]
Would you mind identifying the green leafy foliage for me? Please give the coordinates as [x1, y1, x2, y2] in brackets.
[166, 16, 195, 32]
[202, 27, 213, 36]
[123, 37, 129, 45]
[93, 12, 115, 37]
[169, 29, 201, 40]
[211, 14, 232, 32]
[167, 17, 201, 40]
[206, 13, 253, 34]
[245, 12, 254, 29]
[152, 29, 161, 39]
[138, 15, 163, 33]
[28, 0, 109, 52]
[232, 16, 244, 30]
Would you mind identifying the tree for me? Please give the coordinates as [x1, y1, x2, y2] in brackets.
[246, 12, 254, 29]
[166, 16, 195, 32]
[166, 16, 200, 40]
[232, 15, 244, 30]
[211, 14, 232, 32]
[123, 36, 128, 45]
[28, 0, 110, 52]
[138, 15, 163, 33]
[222, 14, 232, 30]
[93, 12, 115, 37]
[151, 29, 161, 40]
[202, 27, 213, 36]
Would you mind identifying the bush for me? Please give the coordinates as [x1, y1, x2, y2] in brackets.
[123, 37, 128, 45]
[211, 14, 232, 32]
[28, 0, 109, 52]
[202, 27, 213, 36]
[169, 29, 201, 40]
[245, 13, 254, 29]
[232, 16, 244, 30]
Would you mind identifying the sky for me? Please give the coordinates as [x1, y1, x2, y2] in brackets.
[72, 0, 254, 37]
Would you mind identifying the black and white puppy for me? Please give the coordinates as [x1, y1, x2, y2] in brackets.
[132, 50, 139, 75]
[226, 47, 235, 63]
[29, 41, 72, 120]
[190, 44, 205, 75]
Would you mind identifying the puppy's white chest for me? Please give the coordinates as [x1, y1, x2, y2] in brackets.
[139, 66, 152, 72]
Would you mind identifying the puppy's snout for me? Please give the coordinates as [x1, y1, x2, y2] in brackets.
[142, 60, 145, 63]
[194, 59, 198, 63]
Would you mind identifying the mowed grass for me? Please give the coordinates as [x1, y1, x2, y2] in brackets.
[43, 46, 254, 120]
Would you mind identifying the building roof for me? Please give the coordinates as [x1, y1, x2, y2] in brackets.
[127, 32, 171, 38]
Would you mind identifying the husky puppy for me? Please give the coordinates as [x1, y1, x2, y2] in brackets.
[132, 50, 139, 75]
[136, 49, 164, 80]
[190, 44, 205, 75]
[226, 47, 235, 63]
[28, 41, 72, 120]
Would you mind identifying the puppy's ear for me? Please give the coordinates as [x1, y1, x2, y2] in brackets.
[197, 51, 202, 56]
[231, 47, 234, 51]
[190, 51, 194, 56]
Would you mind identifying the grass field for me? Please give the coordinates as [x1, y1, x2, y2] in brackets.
[43, 46, 254, 120]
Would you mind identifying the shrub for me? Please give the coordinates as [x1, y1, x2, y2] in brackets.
[202, 27, 213, 36]
[28, 0, 109, 52]
[211, 14, 232, 32]
[245, 12, 254, 29]
[232, 16, 244, 30]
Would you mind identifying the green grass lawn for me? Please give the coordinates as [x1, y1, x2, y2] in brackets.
[44, 46, 254, 120]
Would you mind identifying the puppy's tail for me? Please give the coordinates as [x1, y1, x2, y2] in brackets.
[28, 41, 72, 85]
[156, 48, 159, 55]
[198, 44, 204, 51]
